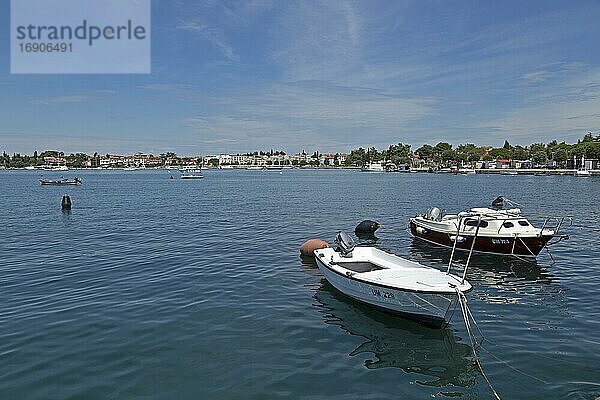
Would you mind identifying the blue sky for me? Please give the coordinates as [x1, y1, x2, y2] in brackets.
[2, 0, 600, 155]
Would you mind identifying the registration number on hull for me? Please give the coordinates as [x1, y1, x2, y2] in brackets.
[371, 288, 395, 299]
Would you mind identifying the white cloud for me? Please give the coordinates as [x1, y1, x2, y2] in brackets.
[269, 1, 366, 82]
[30, 95, 91, 105]
[139, 83, 192, 91]
[177, 20, 239, 62]
[475, 66, 600, 144]
[181, 81, 434, 152]
[0, 132, 179, 156]
[29, 90, 116, 106]
[521, 71, 555, 84]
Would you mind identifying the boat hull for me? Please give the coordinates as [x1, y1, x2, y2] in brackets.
[315, 256, 457, 328]
[409, 219, 552, 257]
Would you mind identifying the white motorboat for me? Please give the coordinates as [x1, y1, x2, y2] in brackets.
[361, 162, 384, 172]
[575, 169, 591, 176]
[314, 232, 471, 328]
[179, 165, 204, 179]
[43, 165, 69, 171]
[179, 165, 202, 174]
[409, 196, 569, 257]
[576, 156, 592, 176]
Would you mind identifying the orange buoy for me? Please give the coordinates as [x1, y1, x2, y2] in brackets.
[299, 239, 330, 256]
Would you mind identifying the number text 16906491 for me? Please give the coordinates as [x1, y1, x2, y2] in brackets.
[19, 43, 72, 53]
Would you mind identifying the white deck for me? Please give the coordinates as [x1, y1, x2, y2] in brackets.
[315, 247, 470, 294]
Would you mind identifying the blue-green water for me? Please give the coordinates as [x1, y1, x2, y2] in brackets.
[1, 169, 599, 399]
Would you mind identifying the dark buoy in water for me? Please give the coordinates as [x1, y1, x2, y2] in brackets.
[170, 175, 174, 179]
[300, 239, 330, 256]
[61, 194, 72, 210]
[355, 220, 380, 234]
[491, 196, 504, 209]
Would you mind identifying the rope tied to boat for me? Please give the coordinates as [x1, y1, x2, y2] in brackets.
[456, 289, 503, 400]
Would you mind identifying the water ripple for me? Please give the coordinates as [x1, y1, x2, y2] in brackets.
[0, 170, 599, 399]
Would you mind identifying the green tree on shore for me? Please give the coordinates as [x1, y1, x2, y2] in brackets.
[382, 143, 411, 165]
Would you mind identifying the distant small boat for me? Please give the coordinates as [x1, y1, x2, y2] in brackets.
[180, 174, 204, 179]
[361, 162, 384, 172]
[40, 177, 82, 186]
[386, 163, 398, 172]
[501, 170, 518, 175]
[575, 169, 591, 176]
[576, 156, 591, 176]
[247, 166, 265, 170]
[178, 165, 204, 179]
[179, 165, 203, 174]
[44, 165, 69, 171]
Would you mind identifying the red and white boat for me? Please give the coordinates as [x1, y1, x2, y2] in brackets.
[409, 198, 569, 257]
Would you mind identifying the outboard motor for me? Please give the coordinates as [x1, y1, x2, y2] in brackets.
[426, 207, 441, 221]
[335, 231, 356, 257]
[491, 196, 504, 209]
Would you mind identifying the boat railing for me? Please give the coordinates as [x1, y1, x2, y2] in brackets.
[539, 216, 572, 236]
[461, 211, 521, 221]
[447, 214, 482, 284]
[458, 212, 570, 238]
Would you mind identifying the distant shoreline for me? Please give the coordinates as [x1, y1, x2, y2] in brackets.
[2, 166, 598, 175]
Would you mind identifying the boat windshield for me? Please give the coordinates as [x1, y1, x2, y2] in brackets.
[464, 219, 488, 228]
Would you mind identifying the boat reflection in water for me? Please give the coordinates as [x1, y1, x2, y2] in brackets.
[354, 231, 380, 245]
[407, 239, 556, 286]
[313, 282, 478, 390]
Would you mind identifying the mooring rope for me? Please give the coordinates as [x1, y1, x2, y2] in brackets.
[477, 346, 549, 384]
[456, 289, 503, 400]
[454, 291, 554, 386]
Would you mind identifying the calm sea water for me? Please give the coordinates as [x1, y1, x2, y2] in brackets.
[1, 169, 599, 400]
